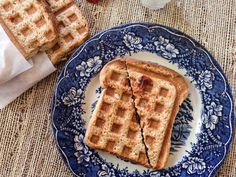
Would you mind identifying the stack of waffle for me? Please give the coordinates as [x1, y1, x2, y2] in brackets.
[0, 0, 89, 64]
[85, 58, 189, 169]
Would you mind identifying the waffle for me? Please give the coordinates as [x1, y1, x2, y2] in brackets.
[84, 59, 150, 167]
[126, 58, 189, 169]
[85, 58, 188, 169]
[0, 0, 58, 59]
[46, 1, 89, 64]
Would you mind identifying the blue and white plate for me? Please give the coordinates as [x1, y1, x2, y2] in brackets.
[51, 23, 235, 177]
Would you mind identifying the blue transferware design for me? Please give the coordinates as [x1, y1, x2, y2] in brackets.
[51, 23, 235, 177]
[171, 98, 193, 153]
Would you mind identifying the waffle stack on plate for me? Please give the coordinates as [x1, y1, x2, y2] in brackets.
[84, 59, 150, 167]
[0, 0, 89, 64]
[85, 58, 189, 169]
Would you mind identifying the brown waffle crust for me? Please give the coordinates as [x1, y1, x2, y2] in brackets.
[0, 0, 58, 59]
[45, 0, 89, 64]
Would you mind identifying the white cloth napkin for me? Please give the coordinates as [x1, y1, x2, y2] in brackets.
[0, 52, 56, 109]
[0, 26, 33, 84]
[0, 25, 56, 109]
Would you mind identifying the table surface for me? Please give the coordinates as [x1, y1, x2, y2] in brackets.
[0, 0, 235, 176]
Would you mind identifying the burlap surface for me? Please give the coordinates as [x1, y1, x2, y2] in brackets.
[0, 0, 235, 176]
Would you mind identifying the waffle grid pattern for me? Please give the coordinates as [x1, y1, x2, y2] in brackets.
[46, 3, 89, 64]
[86, 68, 148, 165]
[132, 77, 176, 137]
[0, 0, 56, 56]
[128, 68, 177, 167]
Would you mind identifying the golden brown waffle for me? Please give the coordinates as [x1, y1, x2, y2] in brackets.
[46, 1, 89, 64]
[85, 58, 188, 169]
[0, 0, 58, 59]
[126, 58, 189, 169]
[84, 59, 150, 167]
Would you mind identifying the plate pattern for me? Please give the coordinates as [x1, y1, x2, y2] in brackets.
[51, 23, 234, 177]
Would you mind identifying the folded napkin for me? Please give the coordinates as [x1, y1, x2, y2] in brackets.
[0, 26, 56, 109]
[0, 26, 33, 84]
[0, 52, 56, 109]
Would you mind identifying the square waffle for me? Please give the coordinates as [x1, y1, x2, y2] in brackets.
[45, 1, 89, 64]
[126, 58, 189, 169]
[85, 58, 188, 169]
[84, 59, 150, 167]
[0, 0, 58, 59]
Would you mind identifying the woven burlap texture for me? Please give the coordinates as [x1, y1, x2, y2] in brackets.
[0, 0, 235, 176]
